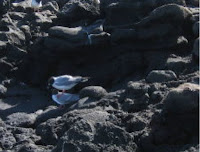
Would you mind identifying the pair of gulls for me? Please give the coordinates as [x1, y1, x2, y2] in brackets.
[48, 75, 89, 107]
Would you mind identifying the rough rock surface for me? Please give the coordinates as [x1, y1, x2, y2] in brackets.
[0, 0, 198, 151]
[79, 86, 107, 99]
[146, 70, 177, 83]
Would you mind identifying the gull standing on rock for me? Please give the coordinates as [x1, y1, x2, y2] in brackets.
[31, 0, 42, 11]
[52, 90, 80, 108]
[48, 75, 89, 92]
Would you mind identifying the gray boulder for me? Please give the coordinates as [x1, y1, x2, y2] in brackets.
[35, 106, 66, 126]
[52, 108, 137, 152]
[59, 0, 100, 24]
[166, 55, 191, 74]
[0, 127, 16, 150]
[44, 26, 88, 51]
[69, 97, 97, 110]
[0, 84, 7, 97]
[30, 11, 54, 31]
[9, 127, 41, 144]
[149, 83, 200, 146]
[126, 82, 150, 98]
[163, 83, 199, 114]
[150, 91, 165, 103]
[122, 94, 150, 112]
[6, 112, 37, 127]
[146, 70, 177, 83]
[104, 1, 187, 30]
[135, 4, 193, 27]
[122, 82, 150, 112]
[48, 26, 86, 41]
[36, 117, 62, 145]
[80, 86, 107, 99]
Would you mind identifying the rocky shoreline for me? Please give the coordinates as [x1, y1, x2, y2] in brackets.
[0, 0, 199, 151]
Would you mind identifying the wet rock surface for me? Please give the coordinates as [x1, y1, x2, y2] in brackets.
[0, 0, 199, 151]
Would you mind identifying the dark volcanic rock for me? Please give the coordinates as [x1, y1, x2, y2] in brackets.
[165, 55, 191, 74]
[126, 81, 150, 98]
[36, 117, 63, 145]
[35, 106, 66, 126]
[163, 83, 199, 114]
[145, 83, 199, 149]
[8, 126, 41, 145]
[44, 26, 88, 51]
[135, 4, 193, 28]
[52, 108, 137, 152]
[104, 1, 187, 30]
[192, 21, 199, 36]
[150, 91, 165, 103]
[146, 70, 177, 83]
[0, 0, 198, 151]
[59, 0, 100, 25]
[69, 97, 97, 110]
[5, 112, 37, 127]
[0, 84, 7, 97]
[0, 126, 16, 150]
[192, 37, 199, 61]
[122, 82, 150, 112]
[79, 86, 107, 99]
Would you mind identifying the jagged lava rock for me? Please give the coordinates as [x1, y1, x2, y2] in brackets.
[147, 83, 200, 147]
[52, 108, 137, 152]
[122, 82, 150, 112]
[163, 83, 199, 114]
[166, 55, 191, 74]
[5, 112, 37, 127]
[0, 127, 16, 150]
[146, 70, 177, 83]
[125, 81, 149, 98]
[59, 0, 100, 24]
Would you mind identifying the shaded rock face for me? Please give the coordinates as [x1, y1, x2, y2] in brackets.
[15, 2, 195, 87]
[0, 0, 198, 152]
[163, 83, 199, 114]
[192, 37, 199, 61]
[139, 83, 199, 151]
[59, 0, 100, 25]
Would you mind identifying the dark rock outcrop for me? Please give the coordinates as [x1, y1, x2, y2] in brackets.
[79, 86, 107, 99]
[146, 70, 177, 83]
[0, 0, 198, 151]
